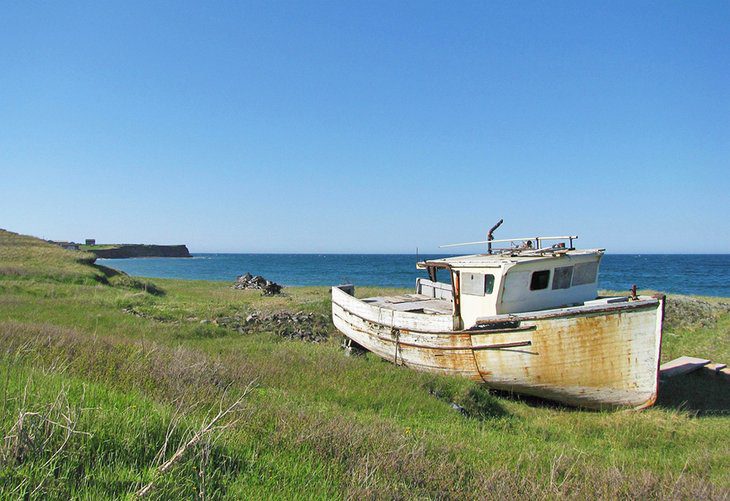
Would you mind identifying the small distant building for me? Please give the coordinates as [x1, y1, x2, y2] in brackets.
[51, 241, 80, 251]
[85, 239, 96, 245]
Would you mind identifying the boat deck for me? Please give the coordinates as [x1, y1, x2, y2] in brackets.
[361, 294, 453, 315]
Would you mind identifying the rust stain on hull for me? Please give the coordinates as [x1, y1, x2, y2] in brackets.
[332, 291, 663, 410]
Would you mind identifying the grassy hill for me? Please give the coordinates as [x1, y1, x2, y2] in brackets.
[0, 229, 728, 498]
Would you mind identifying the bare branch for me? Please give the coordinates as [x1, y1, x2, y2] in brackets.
[136, 380, 257, 498]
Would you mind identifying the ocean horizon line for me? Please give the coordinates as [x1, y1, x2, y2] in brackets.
[174, 251, 730, 256]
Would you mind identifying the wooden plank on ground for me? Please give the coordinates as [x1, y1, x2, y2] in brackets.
[703, 362, 727, 375]
[659, 356, 710, 378]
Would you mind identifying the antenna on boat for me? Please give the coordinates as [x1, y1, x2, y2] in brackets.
[487, 219, 504, 255]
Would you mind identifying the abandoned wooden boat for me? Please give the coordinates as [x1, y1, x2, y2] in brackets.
[332, 223, 665, 410]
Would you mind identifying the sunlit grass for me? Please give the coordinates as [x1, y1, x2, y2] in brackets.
[0, 228, 728, 498]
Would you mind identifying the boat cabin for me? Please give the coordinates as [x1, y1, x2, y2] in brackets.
[414, 237, 604, 329]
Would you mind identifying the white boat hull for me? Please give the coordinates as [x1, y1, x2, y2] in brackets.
[332, 286, 664, 410]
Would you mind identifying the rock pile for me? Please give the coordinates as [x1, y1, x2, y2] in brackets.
[233, 273, 283, 295]
[216, 311, 331, 343]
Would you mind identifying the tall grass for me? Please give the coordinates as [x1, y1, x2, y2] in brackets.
[1, 228, 729, 498]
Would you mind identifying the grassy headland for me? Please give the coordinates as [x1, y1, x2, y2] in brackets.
[0, 229, 728, 499]
[79, 243, 191, 259]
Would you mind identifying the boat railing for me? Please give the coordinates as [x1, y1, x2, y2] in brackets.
[416, 278, 454, 300]
[334, 284, 355, 296]
[440, 235, 578, 255]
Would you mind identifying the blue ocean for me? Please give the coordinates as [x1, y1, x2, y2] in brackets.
[96, 254, 730, 297]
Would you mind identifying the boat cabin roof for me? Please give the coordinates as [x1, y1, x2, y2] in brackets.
[419, 248, 604, 269]
[356, 230, 607, 323]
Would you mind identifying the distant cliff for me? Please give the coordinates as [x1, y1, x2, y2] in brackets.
[83, 244, 192, 259]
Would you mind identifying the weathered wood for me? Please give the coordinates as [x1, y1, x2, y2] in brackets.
[703, 362, 727, 374]
[382, 295, 423, 304]
[659, 356, 710, 378]
[334, 300, 534, 338]
[472, 303, 662, 409]
[476, 297, 660, 324]
[332, 287, 457, 333]
[416, 278, 454, 300]
[373, 298, 453, 314]
[332, 287, 664, 409]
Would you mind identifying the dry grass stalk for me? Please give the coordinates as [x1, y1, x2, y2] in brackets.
[1, 384, 92, 497]
[198, 439, 212, 500]
[135, 380, 256, 498]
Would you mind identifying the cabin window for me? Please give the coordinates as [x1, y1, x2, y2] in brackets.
[572, 262, 598, 286]
[530, 270, 550, 290]
[552, 266, 573, 290]
[461, 272, 495, 296]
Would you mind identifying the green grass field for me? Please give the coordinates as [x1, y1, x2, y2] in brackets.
[0, 228, 728, 499]
[79, 244, 121, 251]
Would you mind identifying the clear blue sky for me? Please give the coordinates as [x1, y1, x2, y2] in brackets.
[1, 1, 728, 253]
